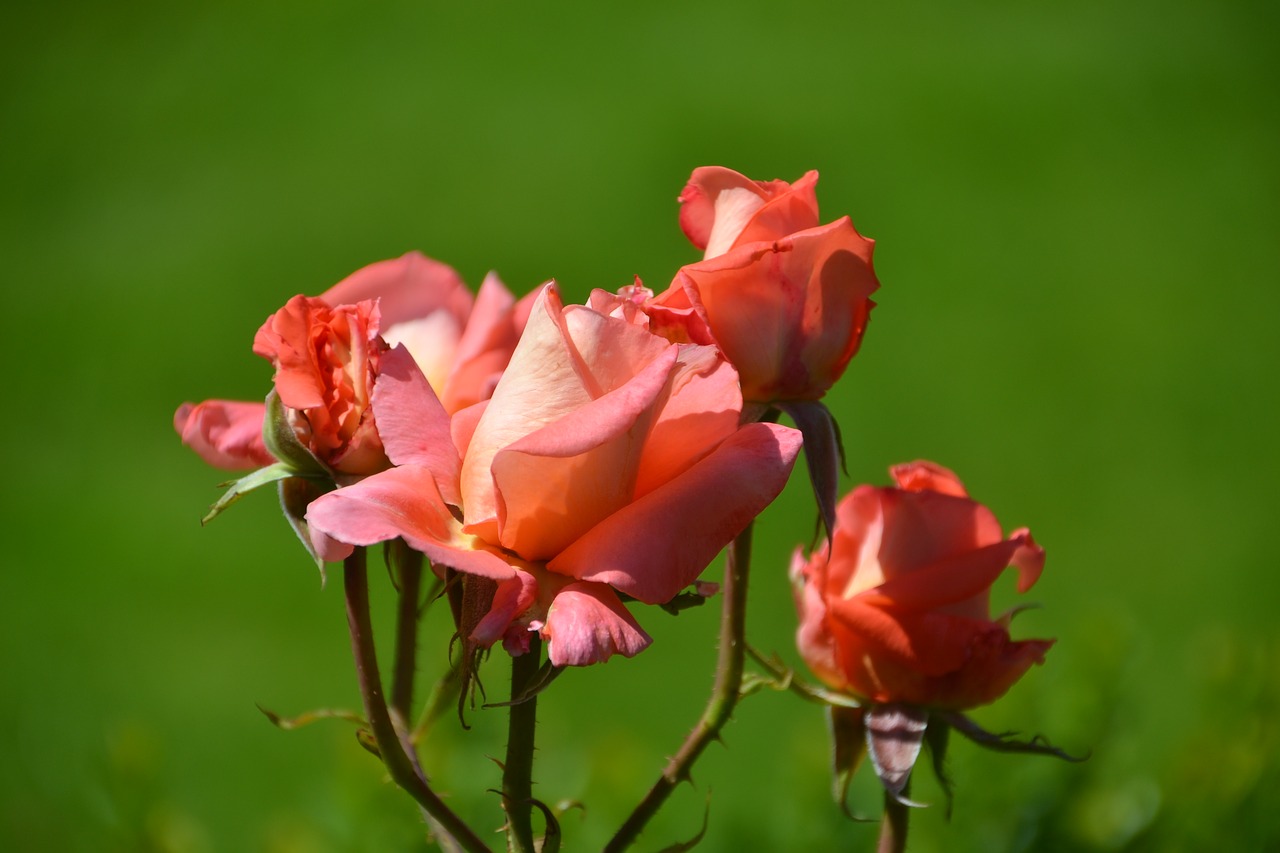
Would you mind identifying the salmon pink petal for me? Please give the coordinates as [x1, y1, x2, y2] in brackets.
[550, 422, 802, 604]
[174, 400, 273, 470]
[1009, 528, 1046, 593]
[461, 284, 593, 528]
[678, 166, 766, 254]
[472, 571, 539, 647]
[306, 466, 516, 581]
[542, 582, 652, 666]
[946, 635, 1054, 708]
[733, 170, 821, 249]
[492, 348, 677, 560]
[829, 599, 978, 678]
[877, 489, 1005, 578]
[370, 345, 461, 507]
[860, 538, 1033, 613]
[439, 272, 521, 412]
[632, 345, 741, 499]
[318, 251, 473, 329]
[890, 460, 968, 497]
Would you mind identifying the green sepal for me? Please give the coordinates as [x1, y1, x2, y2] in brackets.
[279, 476, 333, 578]
[935, 710, 1088, 762]
[202, 462, 297, 525]
[924, 716, 955, 818]
[262, 389, 331, 479]
[827, 704, 874, 821]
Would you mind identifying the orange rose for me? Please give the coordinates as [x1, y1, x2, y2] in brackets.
[651, 167, 879, 404]
[792, 461, 1051, 709]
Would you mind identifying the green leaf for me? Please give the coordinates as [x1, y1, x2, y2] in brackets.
[201, 462, 296, 525]
[827, 704, 874, 821]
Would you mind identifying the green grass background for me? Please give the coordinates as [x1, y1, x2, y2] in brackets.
[3, 1, 1277, 850]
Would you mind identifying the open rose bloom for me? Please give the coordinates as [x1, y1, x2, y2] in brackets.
[306, 282, 802, 666]
[174, 252, 531, 476]
[792, 461, 1051, 710]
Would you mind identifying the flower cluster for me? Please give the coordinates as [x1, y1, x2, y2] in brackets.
[176, 167, 880, 669]
[176, 165, 1070, 847]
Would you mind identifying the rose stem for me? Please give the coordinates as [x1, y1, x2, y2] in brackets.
[503, 634, 543, 853]
[603, 520, 756, 852]
[389, 539, 424, 730]
[876, 782, 910, 853]
[343, 548, 490, 853]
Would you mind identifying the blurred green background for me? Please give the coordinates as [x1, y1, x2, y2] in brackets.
[4, 0, 1277, 850]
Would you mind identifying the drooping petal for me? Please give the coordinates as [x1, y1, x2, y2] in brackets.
[471, 571, 539, 648]
[306, 465, 516, 580]
[370, 345, 461, 507]
[542, 582, 652, 666]
[550, 422, 802, 604]
[174, 400, 273, 470]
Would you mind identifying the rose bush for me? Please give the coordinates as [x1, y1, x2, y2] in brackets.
[306, 282, 803, 666]
[791, 461, 1051, 709]
[647, 167, 880, 404]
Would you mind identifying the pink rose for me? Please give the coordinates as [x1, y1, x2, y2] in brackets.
[651, 167, 879, 404]
[307, 283, 803, 666]
[791, 461, 1051, 709]
[175, 252, 531, 472]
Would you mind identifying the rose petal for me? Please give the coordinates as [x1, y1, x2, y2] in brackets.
[319, 251, 472, 330]
[174, 399, 273, 470]
[306, 465, 516, 580]
[371, 345, 461, 507]
[492, 347, 677, 560]
[542, 582, 652, 666]
[550, 422, 802, 604]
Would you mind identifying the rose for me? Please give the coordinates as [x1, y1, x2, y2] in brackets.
[791, 461, 1051, 709]
[251, 294, 388, 476]
[649, 167, 879, 404]
[306, 283, 803, 666]
[174, 252, 531, 472]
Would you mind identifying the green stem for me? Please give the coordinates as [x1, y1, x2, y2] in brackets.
[604, 521, 756, 853]
[343, 549, 490, 853]
[503, 635, 542, 853]
[876, 782, 910, 853]
[390, 540, 425, 730]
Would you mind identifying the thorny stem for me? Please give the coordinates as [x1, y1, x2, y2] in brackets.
[603, 521, 756, 852]
[876, 780, 911, 853]
[502, 635, 543, 853]
[343, 548, 490, 853]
